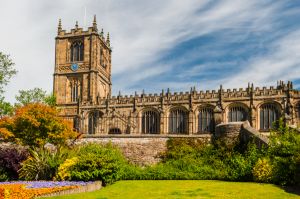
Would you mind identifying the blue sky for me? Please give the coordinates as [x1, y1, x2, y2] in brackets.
[0, 0, 300, 102]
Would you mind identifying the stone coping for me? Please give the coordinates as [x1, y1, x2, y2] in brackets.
[39, 181, 102, 198]
[216, 122, 244, 127]
[83, 134, 212, 138]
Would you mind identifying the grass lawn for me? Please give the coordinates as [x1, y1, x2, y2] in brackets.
[48, 180, 299, 199]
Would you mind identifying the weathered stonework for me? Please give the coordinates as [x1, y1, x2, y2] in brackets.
[215, 121, 269, 148]
[240, 121, 269, 148]
[75, 135, 212, 165]
[54, 17, 300, 137]
[215, 122, 243, 146]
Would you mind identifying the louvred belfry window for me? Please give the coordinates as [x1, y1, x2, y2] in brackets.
[71, 41, 84, 62]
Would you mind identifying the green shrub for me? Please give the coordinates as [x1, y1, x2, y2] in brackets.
[252, 158, 272, 182]
[224, 142, 263, 181]
[224, 153, 251, 181]
[67, 143, 128, 185]
[121, 138, 229, 181]
[271, 156, 299, 185]
[163, 138, 206, 160]
[267, 119, 300, 185]
[0, 146, 29, 181]
[0, 167, 10, 181]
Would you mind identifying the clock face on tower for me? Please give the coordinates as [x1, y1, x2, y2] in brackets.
[71, 63, 79, 71]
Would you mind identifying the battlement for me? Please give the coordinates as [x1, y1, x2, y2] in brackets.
[94, 81, 294, 106]
[56, 16, 111, 50]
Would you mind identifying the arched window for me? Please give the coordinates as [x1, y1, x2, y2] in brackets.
[169, 108, 188, 134]
[228, 105, 248, 122]
[260, 103, 280, 131]
[88, 111, 100, 134]
[100, 48, 104, 67]
[297, 102, 300, 119]
[142, 110, 160, 134]
[71, 82, 79, 102]
[71, 41, 84, 62]
[73, 117, 80, 132]
[198, 107, 214, 133]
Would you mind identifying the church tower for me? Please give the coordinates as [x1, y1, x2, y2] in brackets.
[53, 16, 112, 107]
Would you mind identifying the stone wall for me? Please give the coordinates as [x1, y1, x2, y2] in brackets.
[240, 121, 269, 148]
[215, 122, 243, 146]
[39, 181, 102, 198]
[215, 121, 269, 148]
[75, 135, 212, 166]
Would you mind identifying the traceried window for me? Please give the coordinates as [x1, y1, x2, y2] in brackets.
[73, 117, 80, 132]
[100, 48, 104, 67]
[70, 41, 84, 62]
[260, 103, 280, 131]
[198, 107, 214, 133]
[228, 105, 248, 122]
[70, 81, 79, 102]
[169, 108, 188, 134]
[88, 111, 101, 134]
[297, 102, 300, 119]
[142, 110, 160, 134]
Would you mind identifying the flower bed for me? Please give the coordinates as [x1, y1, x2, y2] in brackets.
[0, 181, 92, 199]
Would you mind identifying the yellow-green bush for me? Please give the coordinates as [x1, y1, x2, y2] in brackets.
[252, 158, 272, 182]
[56, 157, 78, 180]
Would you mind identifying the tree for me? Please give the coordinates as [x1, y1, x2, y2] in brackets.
[0, 97, 14, 118]
[0, 52, 17, 95]
[0, 52, 17, 118]
[15, 88, 56, 106]
[0, 103, 77, 147]
[44, 93, 56, 107]
[15, 88, 46, 106]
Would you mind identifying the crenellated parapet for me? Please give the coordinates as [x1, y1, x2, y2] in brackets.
[91, 81, 296, 107]
[56, 16, 111, 50]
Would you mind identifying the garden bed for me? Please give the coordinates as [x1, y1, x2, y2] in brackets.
[0, 181, 101, 199]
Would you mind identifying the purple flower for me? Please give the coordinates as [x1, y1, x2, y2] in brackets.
[0, 181, 93, 189]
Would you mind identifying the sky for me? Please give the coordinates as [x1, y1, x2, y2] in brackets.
[1, 0, 300, 102]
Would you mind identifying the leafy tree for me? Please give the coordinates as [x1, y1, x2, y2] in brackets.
[0, 52, 17, 95]
[15, 88, 56, 107]
[0, 103, 77, 147]
[0, 52, 17, 118]
[44, 93, 56, 107]
[15, 88, 46, 106]
[0, 97, 13, 118]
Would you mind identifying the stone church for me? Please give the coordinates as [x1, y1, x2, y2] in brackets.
[53, 16, 300, 136]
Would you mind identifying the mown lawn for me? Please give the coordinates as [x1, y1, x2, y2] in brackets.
[49, 180, 299, 199]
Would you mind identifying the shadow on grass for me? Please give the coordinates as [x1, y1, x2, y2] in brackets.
[170, 188, 214, 198]
[279, 185, 300, 196]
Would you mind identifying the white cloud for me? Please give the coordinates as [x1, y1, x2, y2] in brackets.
[222, 30, 300, 88]
[0, 0, 297, 102]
